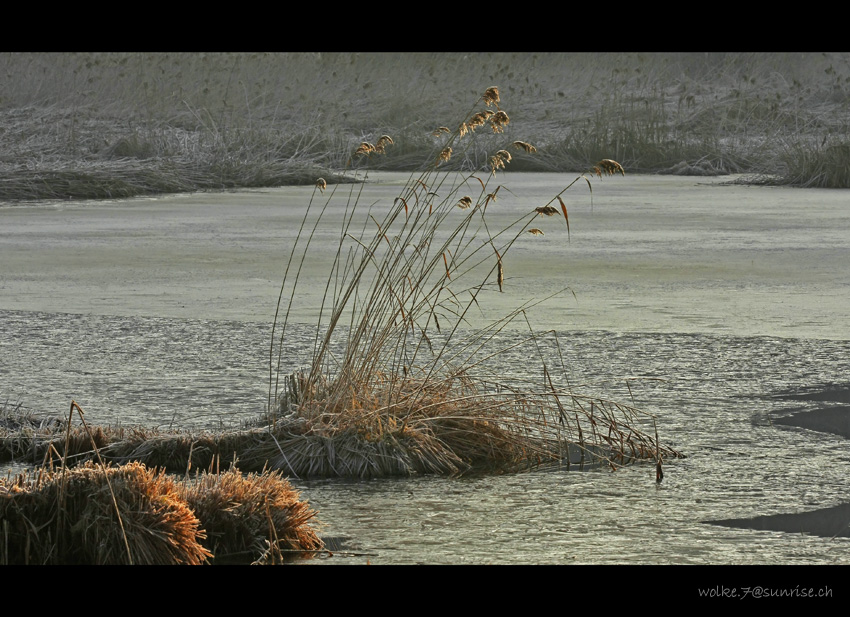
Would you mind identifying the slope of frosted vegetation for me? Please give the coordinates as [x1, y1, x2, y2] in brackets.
[1, 52, 849, 200]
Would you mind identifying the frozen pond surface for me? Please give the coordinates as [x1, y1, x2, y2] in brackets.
[2, 172, 850, 565]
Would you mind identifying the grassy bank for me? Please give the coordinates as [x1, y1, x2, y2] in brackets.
[1, 52, 849, 201]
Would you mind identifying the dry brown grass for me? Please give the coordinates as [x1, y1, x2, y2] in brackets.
[1, 399, 325, 564]
[179, 466, 323, 564]
[0, 461, 211, 565]
[0, 459, 326, 565]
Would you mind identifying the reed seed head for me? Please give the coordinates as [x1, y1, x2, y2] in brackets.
[595, 159, 626, 176]
[457, 196, 473, 209]
[375, 135, 394, 153]
[439, 146, 453, 164]
[528, 228, 544, 236]
[489, 150, 512, 174]
[511, 141, 537, 154]
[489, 110, 510, 133]
[432, 127, 451, 137]
[355, 142, 376, 157]
[483, 87, 500, 107]
[468, 111, 494, 131]
[316, 178, 327, 192]
[535, 205, 559, 216]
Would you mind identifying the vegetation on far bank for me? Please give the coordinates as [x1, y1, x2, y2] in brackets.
[1, 52, 849, 201]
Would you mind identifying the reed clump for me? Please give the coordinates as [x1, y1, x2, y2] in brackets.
[266, 87, 683, 477]
[0, 461, 211, 565]
[0, 461, 323, 565]
[1, 398, 679, 478]
[179, 466, 323, 564]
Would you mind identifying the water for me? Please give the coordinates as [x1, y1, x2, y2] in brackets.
[2, 173, 849, 564]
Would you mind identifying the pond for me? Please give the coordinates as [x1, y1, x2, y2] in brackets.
[2, 172, 849, 566]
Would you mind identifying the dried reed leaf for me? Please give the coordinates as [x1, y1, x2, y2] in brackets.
[396, 196, 408, 217]
[495, 248, 504, 292]
[557, 196, 570, 242]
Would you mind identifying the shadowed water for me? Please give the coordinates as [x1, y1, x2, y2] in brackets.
[2, 173, 849, 564]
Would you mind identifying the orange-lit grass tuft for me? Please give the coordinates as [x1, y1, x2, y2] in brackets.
[179, 466, 323, 564]
[0, 461, 211, 565]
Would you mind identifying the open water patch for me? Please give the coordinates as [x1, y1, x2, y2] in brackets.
[771, 383, 850, 439]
